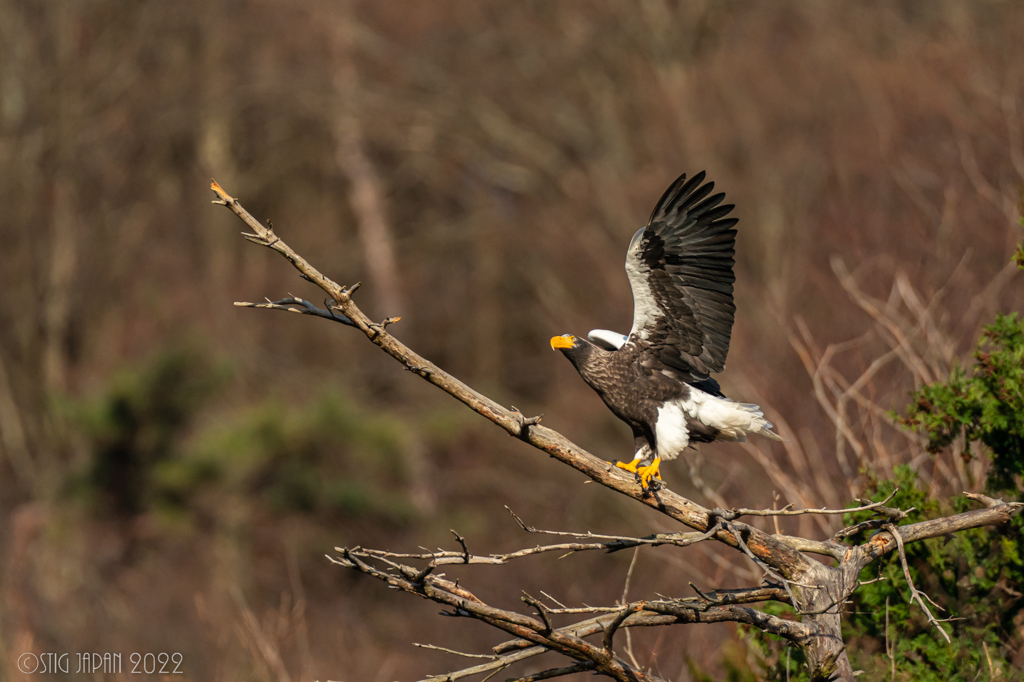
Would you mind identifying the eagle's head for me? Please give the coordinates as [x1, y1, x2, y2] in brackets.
[550, 334, 605, 376]
[550, 335, 601, 365]
[550, 334, 582, 352]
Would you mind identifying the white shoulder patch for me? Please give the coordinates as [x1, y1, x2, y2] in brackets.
[587, 329, 628, 350]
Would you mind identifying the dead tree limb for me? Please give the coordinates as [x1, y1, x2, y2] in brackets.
[212, 181, 1022, 681]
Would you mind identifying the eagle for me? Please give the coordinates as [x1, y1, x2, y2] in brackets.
[551, 171, 781, 490]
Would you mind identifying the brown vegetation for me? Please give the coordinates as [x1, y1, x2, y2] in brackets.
[1, 1, 1022, 680]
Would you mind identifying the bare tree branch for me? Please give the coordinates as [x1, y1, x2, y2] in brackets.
[412, 643, 494, 660]
[603, 603, 643, 653]
[730, 489, 899, 518]
[213, 181, 1023, 682]
[328, 548, 665, 681]
[235, 296, 356, 327]
[509, 662, 597, 682]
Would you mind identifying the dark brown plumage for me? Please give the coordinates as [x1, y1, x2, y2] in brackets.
[551, 171, 779, 489]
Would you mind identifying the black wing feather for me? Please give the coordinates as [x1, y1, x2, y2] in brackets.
[625, 172, 738, 382]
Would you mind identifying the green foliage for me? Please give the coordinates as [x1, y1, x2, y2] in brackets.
[841, 467, 1023, 680]
[737, 467, 1022, 680]
[852, 227, 1024, 676]
[163, 389, 419, 525]
[66, 344, 229, 515]
[896, 221, 1024, 490]
[65, 345, 426, 528]
[896, 314, 1024, 490]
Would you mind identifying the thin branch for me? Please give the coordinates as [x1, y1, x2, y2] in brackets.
[451, 530, 471, 564]
[413, 643, 494, 660]
[619, 547, 643, 670]
[508, 662, 596, 682]
[886, 597, 894, 682]
[833, 519, 889, 541]
[884, 523, 951, 643]
[723, 523, 803, 610]
[729, 489, 899, 519]
[603, 603, 644, 652]
[538, 586, 792, 616]
[234, 296, 356, 327]
[346, 528, 712, 567]
[332, 548, 666, 681]
[620, 547, 640, 605]
[540, 591, 568, 610]
[491, 612, 676, 656]
[410, 645, 543, 682]
[479, 665, 507, 682]
[521, 593, 554, 634]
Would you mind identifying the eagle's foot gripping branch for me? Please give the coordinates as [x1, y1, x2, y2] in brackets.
[616, 458, 663, 491]
[615, 459, 640, 474]
[637, 458, 662, 490]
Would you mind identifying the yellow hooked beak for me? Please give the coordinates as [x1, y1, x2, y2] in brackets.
[550, 335, 576, 350]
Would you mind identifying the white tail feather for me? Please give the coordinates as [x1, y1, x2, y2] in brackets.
[685, 391, 783, 442]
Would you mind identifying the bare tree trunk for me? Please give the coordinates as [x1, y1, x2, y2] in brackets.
[42, 3, 79, 395]
[43, 179, 77, 394]
[328, 6, 437, 514]
[797, 562, 858, 681]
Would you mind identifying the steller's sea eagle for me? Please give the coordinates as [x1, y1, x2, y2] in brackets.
[551, 171, 781, 490]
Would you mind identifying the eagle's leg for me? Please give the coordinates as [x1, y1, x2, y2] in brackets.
[615, 442, 649, 474]
[636, 458, 662, 489]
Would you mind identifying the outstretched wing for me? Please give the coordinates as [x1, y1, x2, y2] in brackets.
[625, 171, 737, 381]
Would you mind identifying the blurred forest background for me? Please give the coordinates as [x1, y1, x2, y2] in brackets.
[1, 1, 1022, 680]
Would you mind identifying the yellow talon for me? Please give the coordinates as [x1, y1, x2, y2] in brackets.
[616, 460, 641, 474]
[637, 458, 662, 489]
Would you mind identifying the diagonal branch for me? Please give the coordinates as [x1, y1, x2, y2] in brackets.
[855, 502, 1023, 568]
[210, 180, 817, 582]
